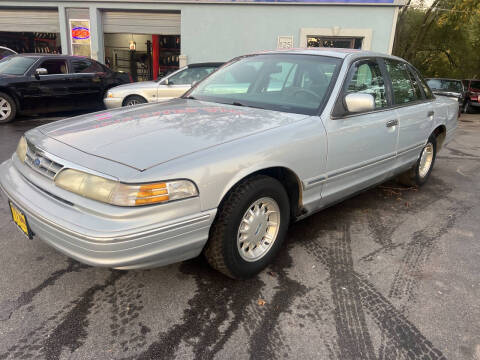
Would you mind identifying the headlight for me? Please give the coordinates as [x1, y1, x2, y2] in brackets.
[54, 169, 198, 206]
[16, 136, 27, 163]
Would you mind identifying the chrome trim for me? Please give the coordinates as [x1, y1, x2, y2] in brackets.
[328, 152, 396, 179]
[303, 152, 396, 190]
[24, 138, 118, 182]
[25, 142, 64, 180]
[397, 142, 425, 156]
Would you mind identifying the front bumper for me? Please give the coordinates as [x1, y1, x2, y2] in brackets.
[103, 97, 123, 109]
[0, 159, 216, 269]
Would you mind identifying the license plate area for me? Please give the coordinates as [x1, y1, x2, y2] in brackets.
[9, 201, 33, 239]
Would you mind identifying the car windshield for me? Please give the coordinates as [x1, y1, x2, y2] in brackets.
[187, 54, 341, 115]
[470, 81, 480, 91]
[427, 79, 463, 93]
[0, 56, 37, 75]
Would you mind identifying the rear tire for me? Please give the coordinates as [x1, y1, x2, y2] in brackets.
[204, 175, 290, 279]
[123, 95, 147, 107]
[398, 134, 437, 187]
[0, 92, 16, 124]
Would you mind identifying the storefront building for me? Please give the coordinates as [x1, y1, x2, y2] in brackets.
[0, 0, 404, 81]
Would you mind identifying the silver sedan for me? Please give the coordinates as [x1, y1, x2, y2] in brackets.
[0, 49, 458, 279]
[103, 62, 223, 108]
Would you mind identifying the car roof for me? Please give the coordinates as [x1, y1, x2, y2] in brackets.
[246, 47, 404, 61]
[10, 53, 91, 60]
[188, 62, 224, 68]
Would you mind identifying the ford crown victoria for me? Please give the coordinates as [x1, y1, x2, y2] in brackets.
[0, 49, 458, 279]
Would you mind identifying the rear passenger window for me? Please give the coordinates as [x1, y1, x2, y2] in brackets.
[346, 60, 387, 109]
[385, 59, 422, 104]
[72, 59, 104, 73]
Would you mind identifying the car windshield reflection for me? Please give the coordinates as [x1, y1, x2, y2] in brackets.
[187, 54, 341, 115]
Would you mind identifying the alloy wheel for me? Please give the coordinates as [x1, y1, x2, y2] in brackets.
[0, 97, 12, 121]
[419, 142, 434, 178]
[237, 197, 281, 262]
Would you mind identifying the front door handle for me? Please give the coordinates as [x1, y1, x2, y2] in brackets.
[427, 111, 434, 117]
[386, 119, 399, 128]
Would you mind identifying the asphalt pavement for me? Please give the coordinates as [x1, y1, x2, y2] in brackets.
[0, 111, 479, 360]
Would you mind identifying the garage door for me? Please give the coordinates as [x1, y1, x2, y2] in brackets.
[0, 9, 59, 33]
[103, 11, 180, 35]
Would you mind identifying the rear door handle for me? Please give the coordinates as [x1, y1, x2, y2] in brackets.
[428, 111, 434, 117]
[386, 119, 398, 127]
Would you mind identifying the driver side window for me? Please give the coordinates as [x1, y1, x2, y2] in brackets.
[346, 61, 387, 109]
[38, 59, 68, 75]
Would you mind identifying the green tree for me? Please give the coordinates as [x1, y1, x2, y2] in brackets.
[393, 0, 480, 78]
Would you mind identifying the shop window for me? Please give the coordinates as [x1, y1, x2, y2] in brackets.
[384, 59, 421, 104]
[0, 32, 61, 54]
[38, 59, 68, 75]
[307, 36, 363, 49]
[346, 61, 387, 109]
[72, 59, 104, 73]
[70, 20, 91, 57]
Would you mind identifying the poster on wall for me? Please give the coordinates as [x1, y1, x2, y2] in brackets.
[70, 20, 91, 57]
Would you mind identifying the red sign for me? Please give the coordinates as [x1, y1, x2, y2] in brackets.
[72, 27, 90, 40]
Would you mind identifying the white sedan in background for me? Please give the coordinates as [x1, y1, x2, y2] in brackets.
[104, 62, 223, 108]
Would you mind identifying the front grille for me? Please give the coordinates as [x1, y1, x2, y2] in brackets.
[25, 143, 64, 180]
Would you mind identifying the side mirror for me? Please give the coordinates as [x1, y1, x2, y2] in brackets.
[344, 93, 375, 113]
[35, 68, 48, 79]
[162, 78, 172, 86]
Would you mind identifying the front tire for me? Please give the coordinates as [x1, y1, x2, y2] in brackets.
[205, 175, 290, 279]
[398, 135, 437, 187]
[123, 95, 147, 107]
[0, 92, 16, 124]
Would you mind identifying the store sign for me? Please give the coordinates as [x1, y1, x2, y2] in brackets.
[70, 19, 91, 57]
[72, 27, 90, 40]
[277, 36, 294, 49]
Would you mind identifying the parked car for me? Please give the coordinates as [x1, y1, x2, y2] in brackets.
[0, 46, 17, 60]
[462, 79, 480, 113]
[104, 62, 223, 108]
[0, 54, 131, 123]
[0, 49, 458, 279]
[426, 78, 464, 112]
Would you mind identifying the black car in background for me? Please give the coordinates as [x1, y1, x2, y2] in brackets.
[0, 46, 17, 60]
[462, 79, 480, 113]
[0, 54, 131, 123]
[426, 78, 465, 112]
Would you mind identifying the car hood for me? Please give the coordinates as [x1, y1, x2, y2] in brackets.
[38, 99, 307, 171]
[110, 80, 158, 92]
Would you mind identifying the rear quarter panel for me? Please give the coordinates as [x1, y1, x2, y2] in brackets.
[432, 95, 458, 148]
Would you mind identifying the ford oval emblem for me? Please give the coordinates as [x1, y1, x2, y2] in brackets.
[34, 158, 41, 167]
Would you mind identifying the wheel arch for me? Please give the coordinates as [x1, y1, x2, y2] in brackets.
[217, 165, 304, 220]
[0, 86, 21, 110]
[431, 124, 446, 150]
[122, 94, 148, 106]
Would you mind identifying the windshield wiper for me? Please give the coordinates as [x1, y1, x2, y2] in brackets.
[184, 95, 197, 100]
[231, 101, 265, 110]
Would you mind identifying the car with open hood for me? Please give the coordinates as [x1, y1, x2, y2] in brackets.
[0, 49, 458, 279]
